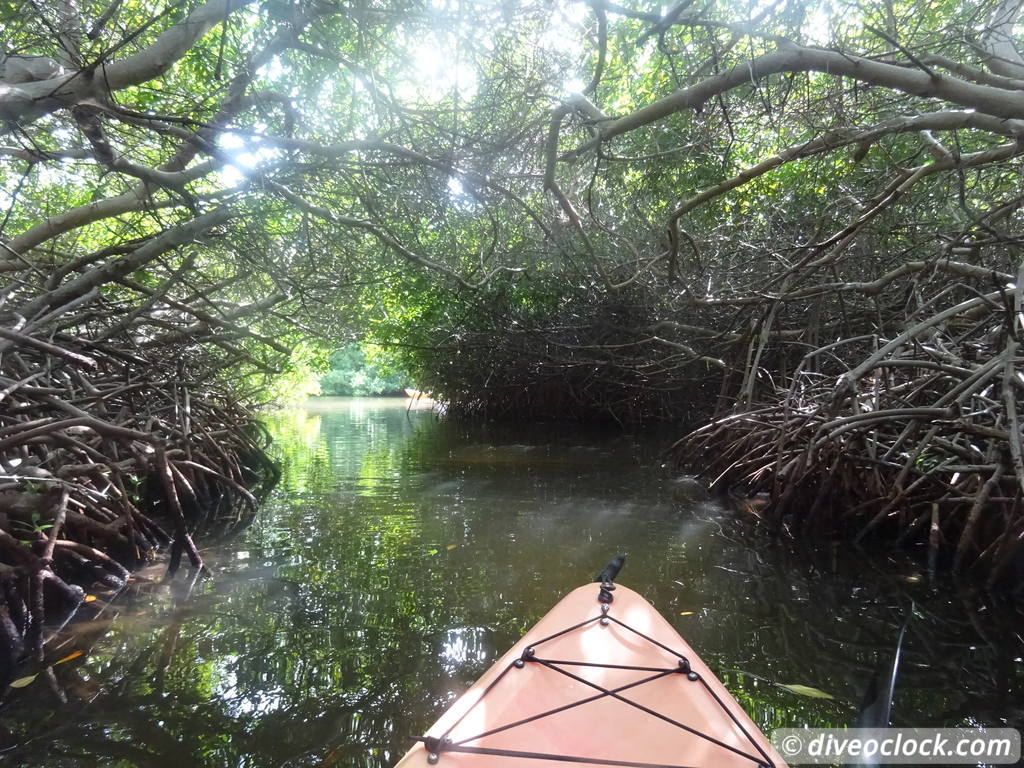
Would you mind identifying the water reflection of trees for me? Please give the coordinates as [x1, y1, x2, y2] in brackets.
[672, 532, 1024, 734]
[3, 403, 1020, 766]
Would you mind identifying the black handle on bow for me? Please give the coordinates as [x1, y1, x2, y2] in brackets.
[595, 554, 625, 583]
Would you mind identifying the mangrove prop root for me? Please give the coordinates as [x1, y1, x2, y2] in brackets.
[670, 277, 1024, 584]
[0, 268, 276, 678]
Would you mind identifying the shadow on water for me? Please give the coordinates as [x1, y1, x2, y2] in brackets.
[1, 397, 1021, 766]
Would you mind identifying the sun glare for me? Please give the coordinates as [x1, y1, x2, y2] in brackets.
[216, 132, 280, 188]
[396, 35, 478, 103]
[447, 176, 465, 196]
[563, 77, 587, 94]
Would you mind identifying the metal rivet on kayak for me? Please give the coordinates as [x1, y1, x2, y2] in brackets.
[600, 617, 609, 625]
[687, 671, 699, 681]
[513, 659, 525, 668]
[600, 603, 609, 613]
[525, 647, 535, 657]
[427, 752, 439, 764]
[677, 658, 691, 673]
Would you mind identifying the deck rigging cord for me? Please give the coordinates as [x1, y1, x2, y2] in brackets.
[413, 556, 775, 768]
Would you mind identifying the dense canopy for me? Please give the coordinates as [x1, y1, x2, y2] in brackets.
[2, 0, 1024, 670]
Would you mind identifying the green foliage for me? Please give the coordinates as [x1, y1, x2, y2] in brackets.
[1, 0, 1022, 422]
[11, 511, 53, 540]
[318, 345, 405, 397]
[258, 341, 330, 404]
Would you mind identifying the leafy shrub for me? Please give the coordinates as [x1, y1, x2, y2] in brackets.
[318, 345, 405, 396]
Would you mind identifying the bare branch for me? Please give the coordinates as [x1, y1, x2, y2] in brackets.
[982, 0, 1024, 80]
[0, 0, 254, 127]
[590, 45, 1024, 150]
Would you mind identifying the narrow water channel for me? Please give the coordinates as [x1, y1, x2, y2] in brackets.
[2, 398, 1021, 766]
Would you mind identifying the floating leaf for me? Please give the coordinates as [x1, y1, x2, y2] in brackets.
[678, 611, 695, 616]
[778, 683, 833, 699]
[10, 674, 37, 688]
[83, 595, 97, 602]
[55, 650, 84, 665]
[427, 548, 438, 556]
[446, 544, 458, 550]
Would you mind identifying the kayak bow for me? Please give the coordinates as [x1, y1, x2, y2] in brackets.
[396, 564, 786, 768]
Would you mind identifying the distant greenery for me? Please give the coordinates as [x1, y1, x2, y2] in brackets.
[318, 346, 405, 397]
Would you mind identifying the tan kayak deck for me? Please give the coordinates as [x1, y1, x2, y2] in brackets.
[395, 583, 787, 768]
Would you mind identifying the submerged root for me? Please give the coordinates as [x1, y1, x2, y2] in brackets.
[0, 297, 279, 678]
[672, 280, 1024, 586]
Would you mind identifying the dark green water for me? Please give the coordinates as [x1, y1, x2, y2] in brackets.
[2, 397, 1021, 766]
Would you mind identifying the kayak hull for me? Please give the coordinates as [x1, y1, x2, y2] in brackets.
[395, 583, 786, 768]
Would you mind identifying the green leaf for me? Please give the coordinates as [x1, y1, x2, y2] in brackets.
[778, 683, 834, 699]
[10, 674, 37, 689]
